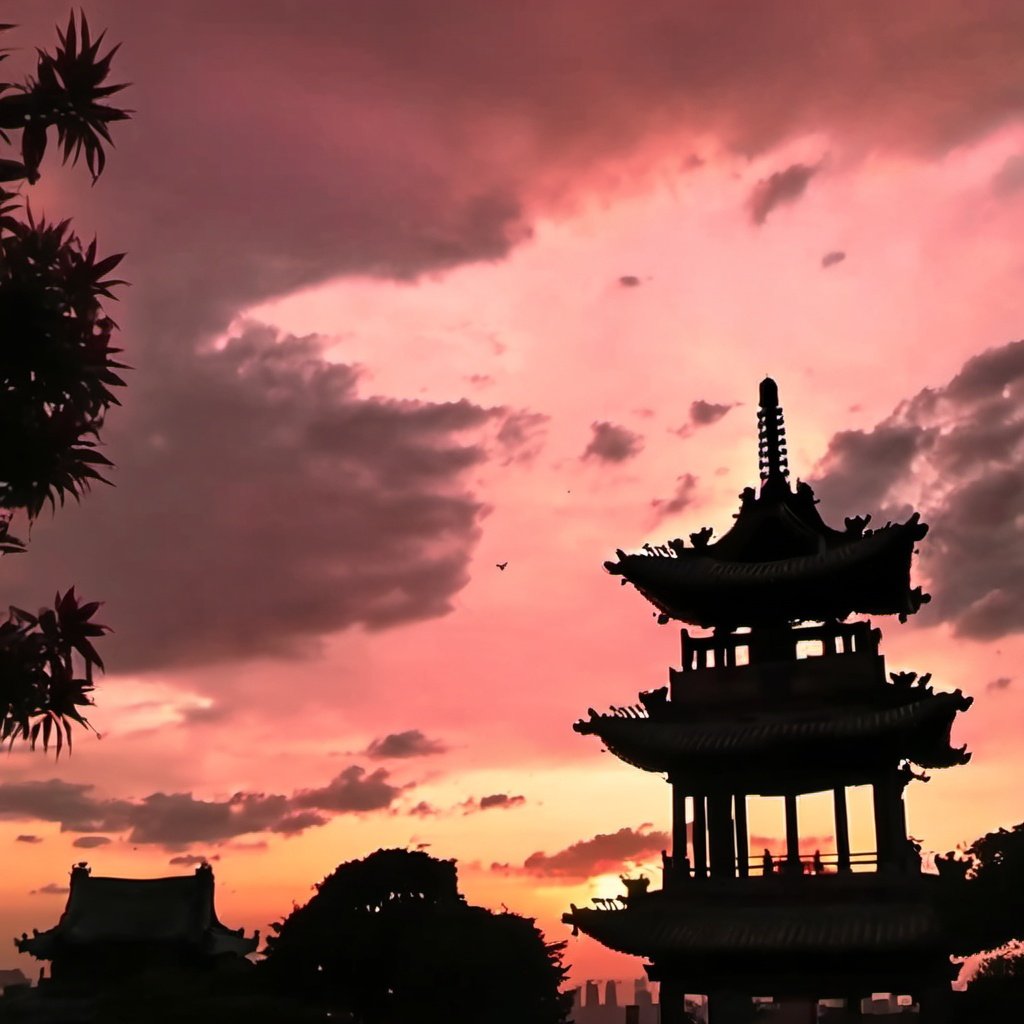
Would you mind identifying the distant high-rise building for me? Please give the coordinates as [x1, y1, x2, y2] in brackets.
[605, 979, 618, 1007]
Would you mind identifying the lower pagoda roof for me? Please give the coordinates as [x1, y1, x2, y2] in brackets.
[575, 689, 972, 791]
[563, 897, 944, 957]
[16, 863, 258, 961]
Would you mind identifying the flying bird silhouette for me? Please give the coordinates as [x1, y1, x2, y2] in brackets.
[496, 562, 508, 571]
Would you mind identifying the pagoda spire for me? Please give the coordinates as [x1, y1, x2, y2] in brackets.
[757, 377, 789, 493]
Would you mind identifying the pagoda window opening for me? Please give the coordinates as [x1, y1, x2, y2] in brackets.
[795, 639, 824, 660]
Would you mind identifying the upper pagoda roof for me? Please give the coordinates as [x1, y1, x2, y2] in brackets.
[605, 379, 929, 628]
[15, 863, 257, 960]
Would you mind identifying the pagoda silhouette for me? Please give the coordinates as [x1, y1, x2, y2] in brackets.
[563, 379, 973, 1024]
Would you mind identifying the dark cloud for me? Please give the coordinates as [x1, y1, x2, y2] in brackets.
[6, 1, 1024, 679]
[71, 836, 112, 849]
[812, 340, 1024, 641]
[407, 801, 441, 818]
[15, 835, 42, 844]
[5, 326, 507, 672]
[365, 730, 449, 760]
[168, 853, 220, 866]
[991, 154, 1024, 197]
[987, 676, 1013, 692]
[650, 474, 699, 522]
[618, 275, 641, 287]
[0, 766, 404, 848]
[582, 422, 644, 463]
[467, 373, 494, 387]
[748, 163, 820, 225]
[690, 400, 735, 427]
[479, 793, 525, 810]
[293, 766, 403, 813]
[821, 250, 846, 268]
[498, 825, 669, 879]
[30, 883, 70, 896]
[462, 793, 526, 815]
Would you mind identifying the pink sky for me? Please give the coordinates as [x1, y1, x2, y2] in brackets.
[3, 1, 1024, 985]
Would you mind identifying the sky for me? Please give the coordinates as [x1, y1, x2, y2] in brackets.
[3, 0, 1024, 987]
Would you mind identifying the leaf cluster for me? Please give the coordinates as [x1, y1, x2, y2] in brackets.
[0, 586, 106, 755]
[0, 12, 130, 184]
[262, 849, 572, 1024]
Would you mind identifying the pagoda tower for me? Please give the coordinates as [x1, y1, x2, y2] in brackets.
[563, 379, 973, 1024]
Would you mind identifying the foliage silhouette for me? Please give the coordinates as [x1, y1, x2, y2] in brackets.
[941, 822, 1024, 958]
[262, 848, 572, 1024]
[0, 12, 129, 752]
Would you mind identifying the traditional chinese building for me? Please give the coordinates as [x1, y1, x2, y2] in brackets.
[563, 379, 973, 1024]
[15, 862, 258, 990]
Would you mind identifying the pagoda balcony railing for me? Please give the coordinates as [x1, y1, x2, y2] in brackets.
[669, 621, 886, 706]
[661, 850, 903, 886]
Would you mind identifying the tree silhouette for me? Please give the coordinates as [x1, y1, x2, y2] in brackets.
[0, 13, 129, 753]
[262, 849, 572, 1024]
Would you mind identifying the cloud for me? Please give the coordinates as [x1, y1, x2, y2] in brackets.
[650, 473, 699, 522]
[672, 401, 736, 437]
[496, 410, 550, 464]
[30, 883, 69, 896]
[498, 825, 669, 879]
[582, 422, 644, 463]
[462, 793, 526, 815]
[71, 836, 112, 849]
[365, 730, 449, 760]
[618, 275, 641, 287]
[821, 250, 846, 268]
[5, 325, 509, 672]
[987, 676, 1013, 692]
[748, 163, 820, 225]
[992, 154, 1024, 197]
[812, 340, 1024, 640]
[0, 766, 404, 848]
[15, 835, 42, 844]
[689, 400, 735, 427]
[168, 853, 220, 866]
[293, 766, 404, 813]
[407, 801, 441, 818]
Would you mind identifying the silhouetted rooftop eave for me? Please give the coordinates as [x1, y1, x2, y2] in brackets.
[562, 897, 946, 957]
[574, 690, 972, 775]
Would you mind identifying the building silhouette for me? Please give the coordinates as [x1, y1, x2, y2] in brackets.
[563, 379, 974, 1023]
[15, 862, 258, 992]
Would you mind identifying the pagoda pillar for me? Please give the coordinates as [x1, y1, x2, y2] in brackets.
[833, 787, 851, 873]
[708, 991, 752, 1024]
[671, 785, 689, 881]
[873, 774, 905, 869]
[784, 793, 801, 873]
[708, 795, 736, 877]
[734, 794, 749, 877]
[692, 796, 708, 879]
[659, 979, 687, 1024]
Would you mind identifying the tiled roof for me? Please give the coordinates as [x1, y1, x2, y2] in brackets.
[15, 866, 257, 959]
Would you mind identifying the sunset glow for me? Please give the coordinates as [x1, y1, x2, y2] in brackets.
[3, 1, 1024, 988]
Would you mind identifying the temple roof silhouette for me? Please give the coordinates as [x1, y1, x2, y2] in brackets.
[565, 892, 945, 957]
[15, 863, 257, 961]
[575, 688, 971, 792]
[604, 378, 930, 628]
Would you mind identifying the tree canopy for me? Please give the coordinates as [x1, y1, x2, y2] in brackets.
[261, 848, 572, 1024]
[0, 12, 129, 753]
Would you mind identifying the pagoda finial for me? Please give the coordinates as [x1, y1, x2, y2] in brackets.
[757, 377, 789, 490]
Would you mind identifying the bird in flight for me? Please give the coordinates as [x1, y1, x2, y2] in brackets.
[496, 562, 508, 571]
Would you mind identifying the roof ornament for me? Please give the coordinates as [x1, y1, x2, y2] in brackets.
[757, 377, 789, 492]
